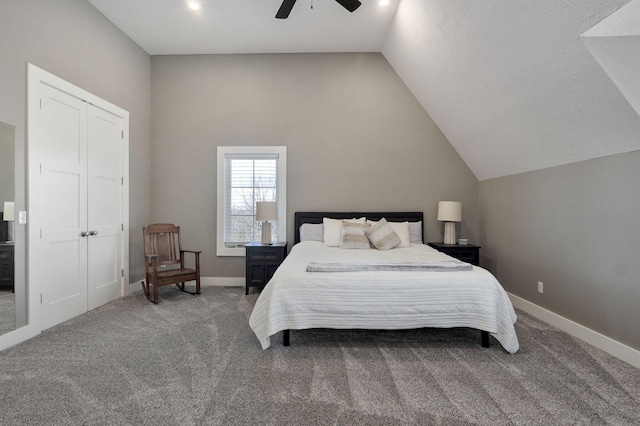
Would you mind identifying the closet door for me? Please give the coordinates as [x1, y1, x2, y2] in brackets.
[37, 87, 124, 329]
[87, 105, 124, 310]
[39, 85, 89, 329]
[28, 64, 129, 336]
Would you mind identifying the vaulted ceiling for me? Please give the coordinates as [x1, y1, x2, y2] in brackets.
[88, 0, 640, 180]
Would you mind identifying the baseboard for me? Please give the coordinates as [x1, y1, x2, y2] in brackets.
[0, 324, 40, 352]
[125, 279, 144, 295]
[127, 277, 243, 290]
[508, 293, 640, 370]
[201, 277, 244, 287]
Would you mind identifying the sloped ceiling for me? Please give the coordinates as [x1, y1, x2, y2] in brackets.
[382, 0, 640, 180]
[88, 0, 640, 180]
[581, 0, 640, 118]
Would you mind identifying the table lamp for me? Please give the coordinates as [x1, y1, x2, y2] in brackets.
[437, 201, 461, 244]
[256, 201, 277, 244]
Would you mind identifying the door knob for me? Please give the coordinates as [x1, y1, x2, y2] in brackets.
[89, 230, 98, 236]
[81, 231, 89, 237]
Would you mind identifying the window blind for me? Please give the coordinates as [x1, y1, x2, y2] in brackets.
[223, 153, 279, 246]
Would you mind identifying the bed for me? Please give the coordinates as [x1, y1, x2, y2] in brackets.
[249, 212, 519, 353]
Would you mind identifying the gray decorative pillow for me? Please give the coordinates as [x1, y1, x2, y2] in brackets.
[364, 218, 402, 250]
[340, 221, 371, 249]
[300, 223, 324, 242]
[324, 217, 366, 247]
[409, 221, 423, 244]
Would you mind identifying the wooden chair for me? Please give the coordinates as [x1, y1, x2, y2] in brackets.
[142, 223, 201, 304]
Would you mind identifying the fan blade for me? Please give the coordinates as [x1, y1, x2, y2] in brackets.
[335, 0, 361, 13]
[276, 0, 297, 19]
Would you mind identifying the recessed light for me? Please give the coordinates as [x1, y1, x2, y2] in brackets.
[188, 1, 201, 11]
[379, 0, 390, 6]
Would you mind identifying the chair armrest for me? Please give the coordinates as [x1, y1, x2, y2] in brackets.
[144, 253, 159, 265]
[180, 250, 201, 271]
[144, 253, 160, 276]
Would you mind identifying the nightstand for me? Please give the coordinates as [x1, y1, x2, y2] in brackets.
[428, 242, 481, 266]
[245, 242, 287, 295]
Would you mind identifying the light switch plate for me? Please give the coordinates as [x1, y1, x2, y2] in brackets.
[18, 210, 27, 224]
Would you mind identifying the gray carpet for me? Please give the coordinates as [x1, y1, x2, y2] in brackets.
[0, 290, 15, 336]
[0, 286, 639, 425]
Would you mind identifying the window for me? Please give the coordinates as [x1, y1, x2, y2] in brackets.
[217, 146, 286, 256]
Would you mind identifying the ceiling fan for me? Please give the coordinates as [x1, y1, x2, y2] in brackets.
[276, 0, 362, 19]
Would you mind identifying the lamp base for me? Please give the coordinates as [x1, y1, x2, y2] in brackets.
[443, 221, 456, 245]
[5, 222, 14, 243]
[261, 221, 272, 244]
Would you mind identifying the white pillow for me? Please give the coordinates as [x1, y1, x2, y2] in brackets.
[299, 223, 324, 242]
[387, 221, 410, 247]
[323, 217, 366, 247]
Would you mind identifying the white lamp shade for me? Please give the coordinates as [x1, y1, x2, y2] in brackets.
[2, 201, 14, 222]
[437, 201, 462, 222]
[256, 201, 277, 221]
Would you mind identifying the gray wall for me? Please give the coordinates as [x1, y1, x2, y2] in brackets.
[479, 150, 640, 351]
[0, 0, 152, 295]
[151, 53, 479, 277]
[0, 123, 13, 206]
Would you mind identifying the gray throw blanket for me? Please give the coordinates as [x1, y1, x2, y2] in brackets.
[306, 260, 473, 273]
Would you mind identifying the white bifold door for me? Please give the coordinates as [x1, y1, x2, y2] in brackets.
[36, 84, 125, 330]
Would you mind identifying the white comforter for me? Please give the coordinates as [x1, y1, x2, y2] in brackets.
[249, 242, 519, 353]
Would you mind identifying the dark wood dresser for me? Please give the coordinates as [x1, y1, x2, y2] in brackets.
[0, 243, 15, 293]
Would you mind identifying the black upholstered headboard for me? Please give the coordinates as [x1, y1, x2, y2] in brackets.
[294, 211, 424, 244]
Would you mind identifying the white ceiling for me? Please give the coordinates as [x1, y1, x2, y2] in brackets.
[383, 0, 640, 179]
[87, 0, 400, 54]
[88, 0, 640, 180]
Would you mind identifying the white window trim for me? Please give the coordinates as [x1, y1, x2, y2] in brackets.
[216, 146, 287, 256]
